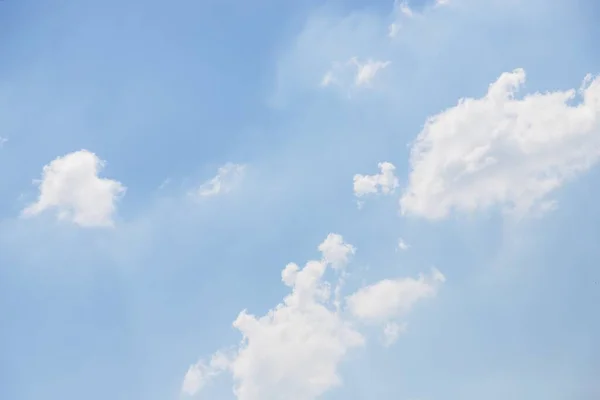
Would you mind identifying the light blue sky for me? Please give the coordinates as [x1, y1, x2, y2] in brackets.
[1, 0, 599, 399]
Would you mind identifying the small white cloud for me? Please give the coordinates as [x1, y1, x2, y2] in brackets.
[184, 234, 363, 400]
[401, 69, 600, 219]
[0, 137, 7, 147]
[397, 1, 414, 18]
[320, 58, 391, 90]
[346, 268, 445, 323]
[388, 22, 401, 38]
[22, 150, 125, 227]
[318, 233, 356, 270]
[195, 163, 246, 198]
[387, 1, 414, 38]
[382, 321, 407, 347]
[320, 70, 336, 87]
[185, 234, 442, 400]
[388, 0, 448, 38]
[351, 58, 392, 87]
[397, 238, 410, 251]
[353, 162, 399, 198]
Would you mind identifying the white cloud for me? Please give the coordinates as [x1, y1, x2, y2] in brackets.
[0, 137, 7, 147]
[382, 321, 407, 347]
[320, 70, 336, 87]
[346, 268, 445, 323]
[387, 0, 449, 38]
[22, 150, 125, 227]
[318, 233, 356, 270]
[182, 352, 231, 395]
[401, 69, 600, 219]
[352, 58, 392, 87]
[388, 22, 401, 38]
[183, 234, 363, 400]
[183, 235, 443, 400]
[397, 238, 410, 251]
[353, 162, 399, 198]
[194, 163, 246, 198]
[320, 57, 391, 90]
[395, 1, 414, 18]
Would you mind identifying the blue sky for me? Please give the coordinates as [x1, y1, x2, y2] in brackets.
[1, 0, 599, 399]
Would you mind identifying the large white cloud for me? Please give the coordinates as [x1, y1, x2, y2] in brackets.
[401, 69, 600, 219]
[22, 150, 125, 227]
[182, 234, 444, 400]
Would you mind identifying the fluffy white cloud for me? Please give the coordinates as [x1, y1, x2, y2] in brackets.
[194, 163, 246, 198]
[22, 150, 125, 227]
[318, 233, 356, 270]
[346, 268, 445, 323]
[353, 162, 399, 198]
[183, 235, 443, 400]
[183, 234, 363, 400]
[320, 57, 391, 89]
[0, 136, 7, 147]
[401, 69, 600, 219]
[353, 58, 392, 87]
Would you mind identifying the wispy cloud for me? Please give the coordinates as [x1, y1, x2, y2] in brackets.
[193, 163, 246, 198]
[320, 57, 391, 90]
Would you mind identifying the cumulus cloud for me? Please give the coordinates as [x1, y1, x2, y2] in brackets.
[183, 234, 443, 400]
[22, 150, 125, 227]
[353, 162, 399, 198]
[401, 69, 600, 219]
[194, 163, 246, 198]
[320, 57, 391, 90]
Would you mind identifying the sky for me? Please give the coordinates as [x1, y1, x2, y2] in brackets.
[1, 0, 599, 399]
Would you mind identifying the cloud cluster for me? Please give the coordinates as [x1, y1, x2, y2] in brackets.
[397, 238, 410, 251]
[182, 234, 444, 399]
[388, 0, 449, 38]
